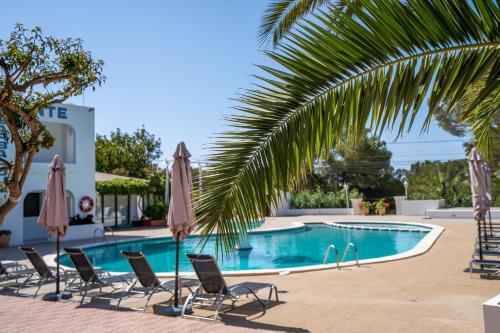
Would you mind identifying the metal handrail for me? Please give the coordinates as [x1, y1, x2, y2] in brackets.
[341, 242, 360, 267]
[104, 226, 118, 244]
[93, 226, 117, 246]
[323, 244, 339, 268]
[93, 227, 107, 245]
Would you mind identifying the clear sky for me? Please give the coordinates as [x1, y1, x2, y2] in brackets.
[0, 0, 469, 169]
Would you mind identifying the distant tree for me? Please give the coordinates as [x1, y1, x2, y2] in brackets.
[313, 131, 404, 198]
[406, 160, 472, 207]
[95, 127, 162, 179]
[0, 24, 104, 223]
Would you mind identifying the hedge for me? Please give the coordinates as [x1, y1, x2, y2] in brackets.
[96, 178, 150, 195]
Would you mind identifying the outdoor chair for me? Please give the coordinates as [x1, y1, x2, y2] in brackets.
[118, 251, 199, 312]
[182, 253, 278, 322]
[17, 247, 68, 298]
[62, 248, 134, 304]
[0, 260, 35, 288]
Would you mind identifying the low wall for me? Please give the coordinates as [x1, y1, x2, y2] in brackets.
[401, 199, 445, 216]
[48, 223, 103, 242]
[427, 208, 500, 219]
[278, 208, 353, 216]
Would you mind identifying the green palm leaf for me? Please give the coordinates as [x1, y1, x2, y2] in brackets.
[198, 0, 500, 253]
[259, 0, 357, 47]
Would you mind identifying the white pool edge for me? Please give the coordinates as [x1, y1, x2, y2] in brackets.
[46, 220, 444, 277]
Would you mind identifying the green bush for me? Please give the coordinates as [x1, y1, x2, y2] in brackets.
[0, 230, 11, 236]
[96, 178, 150, 195]
[290, 187, 362, 208]
[144, 201, 168, 220]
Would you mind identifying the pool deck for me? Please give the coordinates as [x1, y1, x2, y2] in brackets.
[1, 215, 499, 332]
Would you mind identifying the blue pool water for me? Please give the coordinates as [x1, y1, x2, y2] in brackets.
[60, 223, 429, 273]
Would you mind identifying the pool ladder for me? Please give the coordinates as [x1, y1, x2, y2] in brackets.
[323, 242, 360, 268]
[93, 226, 117, 246]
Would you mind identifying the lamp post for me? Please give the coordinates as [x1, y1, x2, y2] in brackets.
[403, 180, 408, 199]
[343, 183, 349, 209]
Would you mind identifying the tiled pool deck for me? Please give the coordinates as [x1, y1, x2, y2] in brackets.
[1, 215, 498, 332]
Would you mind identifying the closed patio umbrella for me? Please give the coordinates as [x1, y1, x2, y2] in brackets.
[162, 142, 195, 316]
[38, 155, 71, 301]
[468, 148, 492, 261]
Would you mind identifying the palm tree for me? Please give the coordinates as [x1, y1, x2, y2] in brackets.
[197, 0, 500, 252]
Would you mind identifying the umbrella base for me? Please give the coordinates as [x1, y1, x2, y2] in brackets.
[158, 305, 192, 316]
[42, 291, 73, 301]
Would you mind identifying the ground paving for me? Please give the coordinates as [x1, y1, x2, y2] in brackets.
[1, 216, 498, 332]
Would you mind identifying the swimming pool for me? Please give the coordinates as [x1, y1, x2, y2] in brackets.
[60, 222, 434, 274]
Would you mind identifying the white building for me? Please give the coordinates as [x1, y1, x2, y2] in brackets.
[0, 103, 102, 245]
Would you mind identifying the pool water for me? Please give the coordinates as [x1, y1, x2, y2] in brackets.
[60, 223, 429, 273]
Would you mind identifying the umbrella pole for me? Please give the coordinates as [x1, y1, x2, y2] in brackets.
[174, 235, 179, 307]
[56, 236, 60, 294]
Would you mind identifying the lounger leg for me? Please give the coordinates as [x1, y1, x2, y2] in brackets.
[116, 279, 137, 309]
[80, 285, 89, 305]
[181, 291, 195, 318]
[267, 285, 278, 303]
[33, 278, 45, 298]
[213, 296, 225, 322]
[142, 289, 155, 312]
[16, 273, 34, 295]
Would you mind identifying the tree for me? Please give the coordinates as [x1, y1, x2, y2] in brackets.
[307, 130, 403, 197]
[196, 0, 500, 252]
[406, 160, 472, 207]
[95, 127, 162, 179]
[0, 24, 104, 223]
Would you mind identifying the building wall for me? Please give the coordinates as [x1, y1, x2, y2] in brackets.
[0, 104, 96, 245]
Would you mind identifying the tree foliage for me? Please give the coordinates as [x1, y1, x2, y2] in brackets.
[0, 24, 104, 223]
[406, 160, 473, 207]
[95, 178, 150, 195]
[313, 131, 404, 198]
[196, 0, 500, 253]
[95, 127, 162, 179]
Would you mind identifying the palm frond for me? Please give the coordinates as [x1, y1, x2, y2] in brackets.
[198, 0, 500, 253]
[259, 0, 332, 48]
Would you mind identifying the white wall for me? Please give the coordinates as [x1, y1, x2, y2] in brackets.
[0, 104, 96, 245]
[400, 199, 445, 216]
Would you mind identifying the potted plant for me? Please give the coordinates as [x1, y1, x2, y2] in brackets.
[143, 201, 168, 227]
[375, 199, 390, 216]
[359, 201, 371, 215]
[349, 188, 363, 215]
[0, 230, 11, 248]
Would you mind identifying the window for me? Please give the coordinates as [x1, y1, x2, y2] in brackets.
[23, 191, 74, 218]
[23, 192, 42, 217]
[34, 123, 76, 163]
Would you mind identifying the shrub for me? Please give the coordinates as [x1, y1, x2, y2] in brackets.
[144, 201, 168, 220]
[290, 187, 362, 209]
[96, 178, 150, 195]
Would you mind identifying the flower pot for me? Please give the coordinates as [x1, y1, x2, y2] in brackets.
[362, 208, 370, 215]
[377, 207, 386, 216]
[0, 234, 11, 248]
[143, 219, 168, 228]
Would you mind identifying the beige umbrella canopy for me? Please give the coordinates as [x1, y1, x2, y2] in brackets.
[37, 155, 69, 300]
[168, 141, 195, 239]
[468, 148, 491, 221]
[164, 142, 195, 314]
[468, 148, 492, 262]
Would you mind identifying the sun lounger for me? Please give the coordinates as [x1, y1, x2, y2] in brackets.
[182, 253, 278, 321]
[17, 247, 69, 298]
[62, 248, 134, 304]
[0, 260, 35, 288]
[118, 251, 198, 312]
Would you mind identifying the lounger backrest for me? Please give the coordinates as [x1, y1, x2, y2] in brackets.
[121, 251, 160, 288]
[186, 254, 227, 295]
[19, 247, 52, 278]
[64, 248, 98, 283]
[0, 261, 5, 275]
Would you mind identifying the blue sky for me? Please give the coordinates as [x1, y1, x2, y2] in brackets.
[0, 0, 469, 169]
